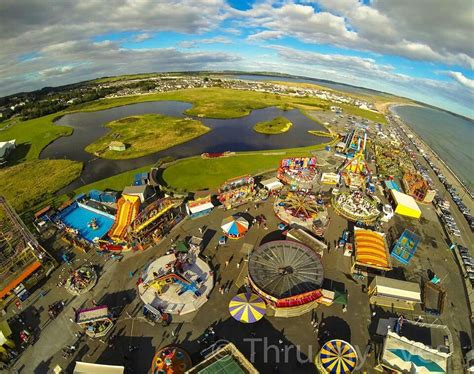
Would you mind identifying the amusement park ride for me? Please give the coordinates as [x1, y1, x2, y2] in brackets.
[339, 128, 371, 190]
[142, 255, 201, 297]
[144, 273, 200, 297]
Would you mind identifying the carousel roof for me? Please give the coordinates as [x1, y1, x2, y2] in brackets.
[248, 240, 324, 299]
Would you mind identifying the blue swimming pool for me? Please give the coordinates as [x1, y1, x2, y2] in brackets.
[59, 202, 115, 242]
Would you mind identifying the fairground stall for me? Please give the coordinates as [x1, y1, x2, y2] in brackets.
[274, 191, 329, 234]
[402, 172, 436, 203]
[332, 191, 380, 224]
[248, 240, 324, 317]
[218, 175, 255, 210]
[138, 251, 213, 315]
[65, 265, 97, 295]
[130, 198, 184, 249]
[151, 346, 192, 374]
[389, 189, 422, 219]
[368, 276, 421, 311]
[75, 306, 114, 338]
[352, 228, 391, 276]
[185, 195, 214, 219]
[315, 339, 358, 374]
[260, 177, 284, 196]
[423, 281, 446, 316]
[286, 227, 327, 258]
[74, 362, 124, 374]
[320, 172, 340, 186]
[277, 157, 318, 190]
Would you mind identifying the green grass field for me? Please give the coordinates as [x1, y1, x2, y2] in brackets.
[253, 116, 293, 134]
[70, 87, 326, 119]
[85, 114, 210, 159]
[0, 114, 72, 161]
[0, 159, 82, 213]
[92, 73, 161, 84]
[162, 140, 336, 192]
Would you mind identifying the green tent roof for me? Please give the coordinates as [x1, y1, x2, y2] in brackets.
[176, 241, 189, 253]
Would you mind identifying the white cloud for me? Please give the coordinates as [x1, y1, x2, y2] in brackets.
[179, 36, 232, 48]
[0, 40, 242, 96]
[448, 71, 474, 89]
[247, 30, 284, 42]
[39, 65, 74, 77]
[133, 33, 153, 43]
[236, 0, 474, 69]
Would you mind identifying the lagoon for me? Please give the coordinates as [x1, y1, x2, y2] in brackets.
[40, 101, 327, 190]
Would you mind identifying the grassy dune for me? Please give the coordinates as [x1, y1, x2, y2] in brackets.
[85, 114, 210, 159]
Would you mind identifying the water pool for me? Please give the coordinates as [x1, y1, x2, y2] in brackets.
[59, 202, 115, 242]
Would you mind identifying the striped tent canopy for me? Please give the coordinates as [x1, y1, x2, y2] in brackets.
[317, 339, 358, 374]
[228, 293, 266, 323]
[221, 216, 249, 239]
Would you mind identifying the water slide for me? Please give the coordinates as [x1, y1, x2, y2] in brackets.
[108, 194, 141, 241]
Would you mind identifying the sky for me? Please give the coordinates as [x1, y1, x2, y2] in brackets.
[1, 0, 473, 118]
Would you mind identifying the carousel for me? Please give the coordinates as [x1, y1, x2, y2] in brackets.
[274, 191, 329, 232]
[332, 190, 380, 224]
[75, 306, 114, 338]
[151, 346, 192, 374]
[315, 339, 358, 374]
[248, 240, 324, 315]
[65, 265, 97, 295]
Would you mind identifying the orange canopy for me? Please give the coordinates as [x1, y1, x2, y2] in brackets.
[0, 261, 41, 299]
[354, 229, 391, 271]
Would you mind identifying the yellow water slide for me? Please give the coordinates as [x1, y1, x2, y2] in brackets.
[108, 194, 141, 241]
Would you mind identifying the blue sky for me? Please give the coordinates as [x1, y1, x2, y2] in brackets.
[1, 0, 473, 117]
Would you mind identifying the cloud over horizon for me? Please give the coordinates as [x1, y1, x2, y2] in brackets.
[0, 0, 472, 117]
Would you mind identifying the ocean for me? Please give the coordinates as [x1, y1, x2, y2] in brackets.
[393, 105, 474, 189]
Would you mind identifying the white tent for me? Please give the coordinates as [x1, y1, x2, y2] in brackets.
[390, 189, 422, 219]
[74, 362, 125, 374]
[260, 177, 283, 191]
